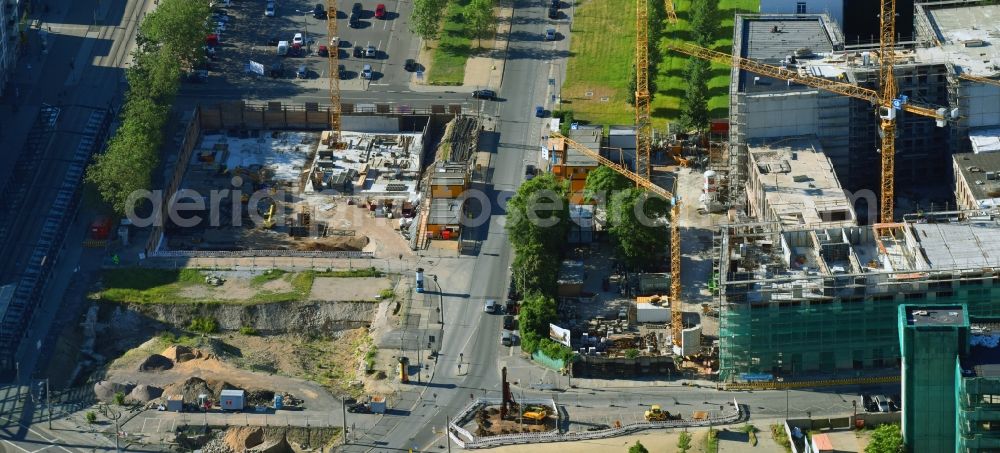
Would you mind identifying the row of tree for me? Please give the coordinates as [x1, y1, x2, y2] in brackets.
[410, 0, 497, 46]
[679, 1, 719, 131]
[86, 0, 211, 214]
[504, 174, 573, 359]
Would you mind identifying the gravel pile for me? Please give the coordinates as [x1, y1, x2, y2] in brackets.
[93, 381, 135, 402]
[138, 354, 173, 371]
[128, 384, 163, 403]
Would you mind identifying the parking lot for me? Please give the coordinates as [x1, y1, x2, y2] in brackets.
[197, 0, 418, 94]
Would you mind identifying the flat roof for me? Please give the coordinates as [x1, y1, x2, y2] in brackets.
[748, 136, 855, 227]
[428, 198, 462, 225]
[954, 151, 1000, 205]
[923, 4, 1000, 77]
[905, 306, 966, 327]
[565, 127, 601, 167]
[970, 128, 1000, 154]
[911, 221, 1000, 269]
[737, 15, 838, 94]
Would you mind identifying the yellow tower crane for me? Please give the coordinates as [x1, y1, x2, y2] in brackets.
[327, 2, 342, 148]
[552, 132, 684, 348]
[635, 0, 680, 180]
[959, 73, 1000, 89]
[670, 1, 959, 222]
[668, 40, 950, 223]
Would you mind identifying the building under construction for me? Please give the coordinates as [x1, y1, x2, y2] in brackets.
[715, 209, 1000, 381]
[726, 2, 1000, 212]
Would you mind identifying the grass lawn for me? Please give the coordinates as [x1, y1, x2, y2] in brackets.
[428, 0, 475, 85]
[94, 268, 386, 305]
[562, 0, 760, 128]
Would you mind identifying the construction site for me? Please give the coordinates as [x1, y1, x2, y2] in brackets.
[154, 115, 432, 255]
[645, 0, 1000, 384]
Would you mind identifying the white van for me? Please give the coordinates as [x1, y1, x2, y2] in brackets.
[277, 40, 289, 56]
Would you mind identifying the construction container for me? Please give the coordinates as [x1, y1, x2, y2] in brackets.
[273, 394, 283, 410]
[369, 395, 386, 414]
[166, 395, 183, 412]
[220, 389, 245, 411]
[636, 296, 670, 323]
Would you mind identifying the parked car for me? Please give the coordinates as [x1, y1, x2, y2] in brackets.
[317, 45, 328, 57]
[472, 89, 496, 100]
[484, 299, 497, 313]
[375, 3, 387, 19]
[361, 64, 373, 79]
[365, 45, 376, 58]
[296, 64, 308, 79]
[184, 69, 208, 83]
[267, 36, 280, 46]
[503, 315, 514, 330]
[548, 6, 558, 19]
[338, 64, 346, 79]
[501, 330, 513, 346]
[352, 2, 363, 13]
[269, 63, 283, 78]
[551, 0, 560, 8]
[505, 299, 517, 314]
[404, 58, 417, 71]
[525, 164, 536, 180]
[544, 28, 556, 41]
[535, 106, 545, 117]
[313, 3, 326, 18]
[265, 2, 275, 17]
[293, 33, 304, 46]
[349, 13, 361, 28]
[353, 45, 364, 58]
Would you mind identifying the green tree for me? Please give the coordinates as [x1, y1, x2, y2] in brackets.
[680, 57, 710, 131]
[505, 173, 569, 254]
[139, 0, 211, 66]
[608, 188, 670, 269]
[865, 424, 903, 453]
[464, 0, 496, 47]
[689, 0, 718, 47]
[411, 0, 448, 42]
[518, 293, 557, 353]
[584, 165, 632, 204]
[511, 242, 560, 296]
[628, 440, 649, 453]
[678, 431, 692, 452]
[113, 391, 126, 406]
[85, 411, 97, 424]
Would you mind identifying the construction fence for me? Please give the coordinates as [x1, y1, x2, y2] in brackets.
[196, 102, 463, 131]
[449, 398, 745, 449]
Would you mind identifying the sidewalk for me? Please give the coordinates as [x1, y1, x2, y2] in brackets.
[408, 0, 513, 93]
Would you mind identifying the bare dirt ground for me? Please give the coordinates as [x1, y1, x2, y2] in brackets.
[105, 328, 378, 402]
[178, 274, 290, 301]
[491, 430, 692, 453]
[309, 277, 392, 301]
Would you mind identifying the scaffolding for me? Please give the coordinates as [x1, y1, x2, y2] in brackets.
[717, 210, 1000, 382]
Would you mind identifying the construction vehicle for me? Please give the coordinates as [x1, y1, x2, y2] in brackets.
[668, 0, 954, 223]
[521, 409, 547, 424]
[553, 132, 683, 348]
[644, 404, 670, 421]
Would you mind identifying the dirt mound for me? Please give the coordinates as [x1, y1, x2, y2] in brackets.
[246, 389, 275, 406]
[162, 377, 245, 404]
[295, 235, 368, 251]
[139, 354, 174, 371]
[162, 345, 210, 363]
[128, 384, 163, 402]
[93, 381, 135, 402]
[224, 426, 265, 451]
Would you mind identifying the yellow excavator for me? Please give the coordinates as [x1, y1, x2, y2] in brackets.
[644, 404, 670, 421]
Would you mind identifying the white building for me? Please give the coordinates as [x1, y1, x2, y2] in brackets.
[760, 0, 843, 25]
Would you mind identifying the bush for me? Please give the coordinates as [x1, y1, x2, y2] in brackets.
[85, 411, 97, 424]
[379, 289, 396, 300]
[113, 392, 126, 406]
[188, 317, 217, 334]
[238, 326, 257, 336]
[624, 348, 640, 359]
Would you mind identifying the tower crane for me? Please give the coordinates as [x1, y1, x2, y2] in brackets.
[959, 73, 1000, 89]
[551, 132, 684, 348]
[668, 23, 953, 222]
[635, 0, 680, 181]
[327, 2, 342, 148]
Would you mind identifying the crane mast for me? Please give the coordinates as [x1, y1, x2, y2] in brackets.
[635, 0, 651, 182]
[878, 0, 898, 223]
